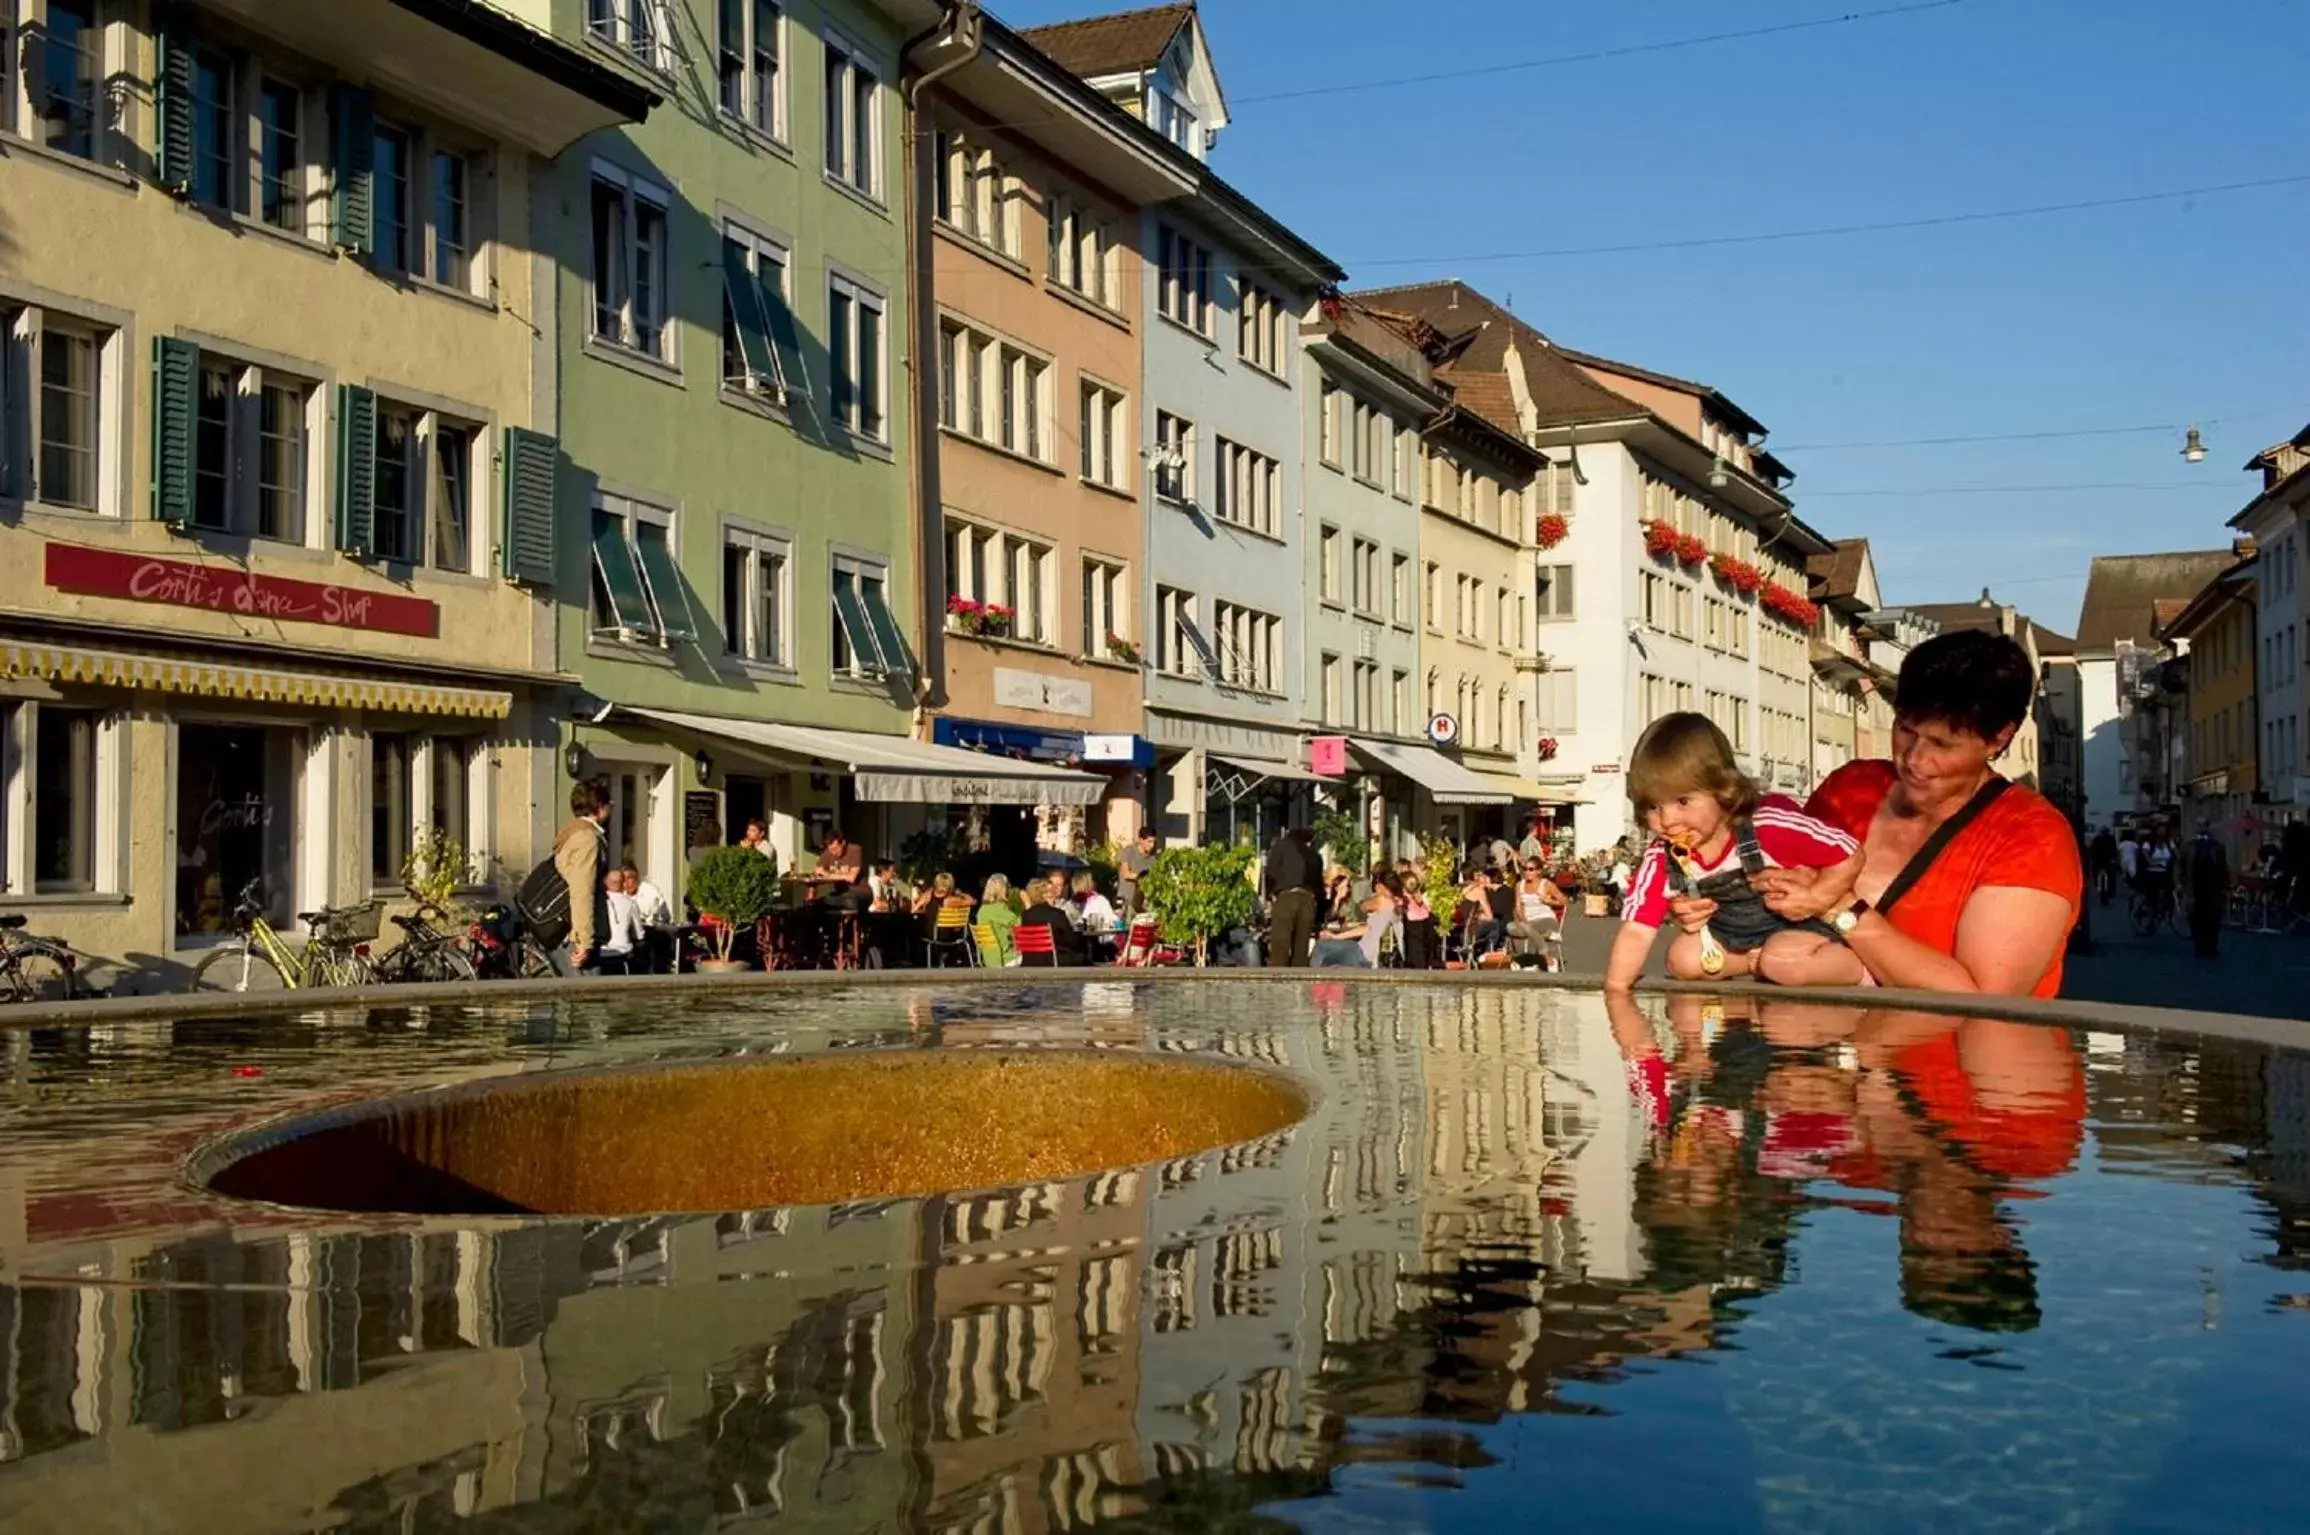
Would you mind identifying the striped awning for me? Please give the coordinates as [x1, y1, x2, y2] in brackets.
[1, 642, 513, 719]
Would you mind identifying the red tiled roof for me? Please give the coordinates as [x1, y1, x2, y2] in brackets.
[1354, 282, 1644, 430]
[1018, 4, 1194, 79]
[1808, 539, 1870, 602]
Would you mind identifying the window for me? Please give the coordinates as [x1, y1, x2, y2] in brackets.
[1318, 525, 1341, 602]
[1079, 380, 1127, 488]
[1353, 660, 1380, 731]
[1395, 425, 1418, 500]
[373, 124, 413, 272]
[1082, 558, 1126, 658]
[1673, 584, 1694, 640]
[175, 722, 296, 934]
[256, 80, 302, 233]
[1424, 562, 1442, 632]
[1155, 225, 1213, 335]
[936, 320, 1043, 460]
[1155, 586, 1195, 677]
[1212, 601, 1280, 693]
[1047, 193, 1117, 309]
[428, 736, 473, 849]
[823, 36, 881, 198]
[1536, 669, 1577, 733]
[1350, 400, 1387, 487]
[37, 0, 100, 160]
[1153, 411, 1193, 502]
[590, 492, 693, 646]
[717, 0, 783, 137]
[1642, 572, 1668, 631]
[430, 151, 470, 289]
[1148, 85, 1197, 152]
[586, 0, 668, 69]
[827, 274, 886, 441]
[190, 46, 234, 210]
[1008, 535, 1053, 645]
[1390, 553, 1410, 625]
[1214, 439, 1280, 537]
[721, 224, 805, 403]
[719, 525, 791, 668]
[1319, 380, 1340, 467]
[944, 520, 1052, 645]
[591, 166, 672, 362]
[1352, 538, 1380, 615]
[933, 127, 1015, 257]
[12, 311, 102, 513]
[30, 706, 97, 893]
[1320, 652, 1341, 726]
[1238, 282, 1287, 374]
[366, 401, 478, 569]
[1391, 669, 1409, 736]
[830, 553, 905, 678]
[1537, 461, 1577, 516]
[1536, 563, 1575, 621]
[372, 732, 411, 888]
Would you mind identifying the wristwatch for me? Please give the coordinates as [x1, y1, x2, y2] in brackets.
[1832, 899, 1870, 936]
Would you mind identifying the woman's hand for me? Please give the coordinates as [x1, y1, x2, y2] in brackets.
[1750, 866, 1831, 919]
[1664, 891, 1718, 934]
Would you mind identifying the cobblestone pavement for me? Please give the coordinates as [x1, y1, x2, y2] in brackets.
[1552, 901, 2310, 1022]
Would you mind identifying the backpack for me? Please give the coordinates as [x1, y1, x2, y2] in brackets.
[517, 856, 572, 948]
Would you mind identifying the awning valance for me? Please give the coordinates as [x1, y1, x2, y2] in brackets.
[621, 708, 1103, 806]
[2, 642, 512, 718]
[1477, 771, 1585, 806]
[1349, 737, 1512, 805]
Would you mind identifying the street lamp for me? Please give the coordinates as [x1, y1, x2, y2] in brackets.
[1708, 452, 1730, 489]
[2181, 426, 2207, 465]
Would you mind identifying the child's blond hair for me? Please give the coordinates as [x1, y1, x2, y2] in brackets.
[1627, 711, 1758, 818]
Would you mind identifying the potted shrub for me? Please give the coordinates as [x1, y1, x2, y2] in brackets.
[686, 844, 782, 972]
[400, 827, 476, 918]
[1105, 633, 1141, 665]
[1139, 844, 1257, 966]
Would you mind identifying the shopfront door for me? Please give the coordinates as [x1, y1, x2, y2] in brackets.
[176, 723, 301, 935]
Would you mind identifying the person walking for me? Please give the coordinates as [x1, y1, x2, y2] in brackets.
[1117, 827, 1157, 919]
[2180, 822, 2230, 960]
[1264, 825, 1323, 967]
[553, 779, 611, 973]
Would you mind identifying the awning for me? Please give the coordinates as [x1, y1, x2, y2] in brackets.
[1477, 771, 1585, 806]
[1, 641, 511, 718]
[1348, 738, 1512, 805]
[622, 707, 1102, 805]
[1210, 754, 1336, 786]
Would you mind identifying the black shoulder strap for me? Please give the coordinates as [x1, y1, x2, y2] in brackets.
[1877, 778, 2010, 917]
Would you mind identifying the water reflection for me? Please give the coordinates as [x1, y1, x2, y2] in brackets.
[0, 983, 2306, 1532]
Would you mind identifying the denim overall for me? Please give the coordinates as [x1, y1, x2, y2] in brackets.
[1664, 820, 1835, 953]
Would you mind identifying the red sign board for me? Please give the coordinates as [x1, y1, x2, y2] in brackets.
[1308, 735, 1348, 777]
[44, 542, 440, 639]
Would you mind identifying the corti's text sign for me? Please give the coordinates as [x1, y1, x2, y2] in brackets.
[44, 542, 440, 639]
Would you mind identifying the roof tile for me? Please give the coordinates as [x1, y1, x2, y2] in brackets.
[1018, 4, 1194, 79]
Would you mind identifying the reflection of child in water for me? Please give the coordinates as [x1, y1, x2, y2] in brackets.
[1605, 713, 1868, 991]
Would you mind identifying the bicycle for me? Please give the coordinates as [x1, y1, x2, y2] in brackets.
[0, 914, 79, 1002]
[186, 881, 384, 993]
[370, 905, 480, 985]
[2128, 879, 2188, 940]
[460, 903, 557, 981]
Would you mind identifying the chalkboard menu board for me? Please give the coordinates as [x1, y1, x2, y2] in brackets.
[684, 790, 722, 850]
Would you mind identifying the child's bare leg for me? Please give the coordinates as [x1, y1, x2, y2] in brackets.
[1754, 929, 1867, 987]
[1665, 931, 1758, 980]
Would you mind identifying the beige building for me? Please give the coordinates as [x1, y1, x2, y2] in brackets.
[0, 1, 649, 988]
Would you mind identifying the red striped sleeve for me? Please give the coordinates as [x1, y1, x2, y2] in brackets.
[1752, 793, 1859, 869]
[1625, 841, 1671, 928]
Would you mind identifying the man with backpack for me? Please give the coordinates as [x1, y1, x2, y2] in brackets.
[541, 779, 610, 972]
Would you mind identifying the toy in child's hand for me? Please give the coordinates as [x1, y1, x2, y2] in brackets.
[1666, 832, 1727, 976]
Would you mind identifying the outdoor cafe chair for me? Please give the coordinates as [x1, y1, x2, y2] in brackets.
[926, 902, 978, 967]
[1012, 922, 1060, 967]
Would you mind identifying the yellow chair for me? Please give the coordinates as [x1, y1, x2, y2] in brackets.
[971, 921, 1009, 967]
[927, 902, 977, 967]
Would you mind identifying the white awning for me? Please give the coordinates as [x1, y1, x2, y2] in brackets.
[1209, 754, 1336, 786]
[1349, 737, 1513, 806]
[621, 708, 1103, 806]
[1, 641, 512, 718]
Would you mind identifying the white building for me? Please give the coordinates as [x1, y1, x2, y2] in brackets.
[1350, 284, 1835, 854]
[2073, 551, 2237, 831]
[2230, 426, 2310, 823]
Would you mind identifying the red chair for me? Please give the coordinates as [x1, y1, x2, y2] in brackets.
[1116, 914, 1161, 967]
[1012, 922, 1060, 967]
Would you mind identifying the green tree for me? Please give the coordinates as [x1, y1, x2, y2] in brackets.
[684, 844, 782, 963]
[1140, 843, 1258, 965]
[1312, 805, 1369, 878]
[1418, 831, 1464, 927]
[400, 826, 476, 915]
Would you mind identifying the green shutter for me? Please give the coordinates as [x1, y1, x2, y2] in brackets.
[831, 570, 886, 675]
[150, 337, 199, 525]
[155, 10, 196, 194]
[500, 428, 559, 586]
[591, 513, 657, 634]
[633, 520, 695, 642]
[721, 239, 775, 387]
[861, 576, 912, 679]
[766, 280, 811, 401]
[330, 84, 374, 254]
[335, 384, 376, 556]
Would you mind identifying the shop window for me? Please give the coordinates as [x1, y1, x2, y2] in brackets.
[372, 733, 411, 889]
[32, 708, 96, 893]
[176, 723, 298, 936]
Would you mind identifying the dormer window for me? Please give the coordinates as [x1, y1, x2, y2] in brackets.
[1147, 86, 1198, 154]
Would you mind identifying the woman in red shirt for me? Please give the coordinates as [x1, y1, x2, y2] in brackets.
[1682, 629, 2082, 997]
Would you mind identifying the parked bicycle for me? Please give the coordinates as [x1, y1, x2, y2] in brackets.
[460, 903, 557, 981]
[186, 882, 384, 993]
[370, 905, 479, 985]
[2128, 878, 2188, 940]
[0, 914, 79, 1002]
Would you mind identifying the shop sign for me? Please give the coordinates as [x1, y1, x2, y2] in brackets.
[1425, 713, 1459, 747]
[992, 667, 1094, 719]
[1081, 733, 1143, 764]
[44, 542, 439, 639]
[1307, 735, 1348, 777]
[1591, 762, 1623, 775]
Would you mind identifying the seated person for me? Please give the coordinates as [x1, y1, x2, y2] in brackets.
[618, 861, 674, 973]
[1018, 877, 1087, 964]
[1400, 873, 1440, 970]
[1459, 869, 1510, 954]
[975, 873, 1021, 965]
[914, 871, 970, 916]
[814, 831, 869, 911]
[1606, 711, 1867, 992]
[1313, 872, 1403, 968]
[866, 858, 903, 912]
[1507, 861, 1567, 969]
[1073, 872, 1120, 936]
[599, 868, 642, 974]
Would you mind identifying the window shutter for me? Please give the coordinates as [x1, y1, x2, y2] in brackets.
[334, 384, 376, 556]
[330, 84, 375, 254]
[721, 240, 774, 386]
[155, 11, 196, 194]
[500, 427, 558, 586]
[150, 337, 199, 525]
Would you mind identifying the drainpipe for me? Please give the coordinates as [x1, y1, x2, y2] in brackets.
[900, 3, 984, 736]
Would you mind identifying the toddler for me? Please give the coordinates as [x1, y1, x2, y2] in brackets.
[1604, 712, 1867, 991]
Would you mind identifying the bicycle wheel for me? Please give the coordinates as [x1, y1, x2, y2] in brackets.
[407, 944, 477, 984]
[311, 949, 377, 989]
[189, 944, 289, 993]
[7, 942, 78, 1003]
[515, 939, 557, 980]
[2129, 896, 2157, 938]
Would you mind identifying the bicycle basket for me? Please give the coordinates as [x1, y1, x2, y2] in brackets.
[312, 901, 385, 944]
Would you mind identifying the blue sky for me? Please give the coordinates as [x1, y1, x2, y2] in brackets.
[994, 0, 2310, 632]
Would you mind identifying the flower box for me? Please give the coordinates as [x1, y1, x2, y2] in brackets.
[1675, 533, 1708, 567]
[1536, 513, 1570, 551]
[946, 596, 1015, 638]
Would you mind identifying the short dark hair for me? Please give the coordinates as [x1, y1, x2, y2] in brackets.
[1895, 630, 2036, 743]
[569, 779, 607, 818]
[1137, 827, 1157, 841]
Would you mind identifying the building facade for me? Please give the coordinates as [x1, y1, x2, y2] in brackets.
[2160, 558, 2260, 857]
[0, 0, 651, 989]
[2231, 425, 2309, 828]
[2074, 550, 2236, 832]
